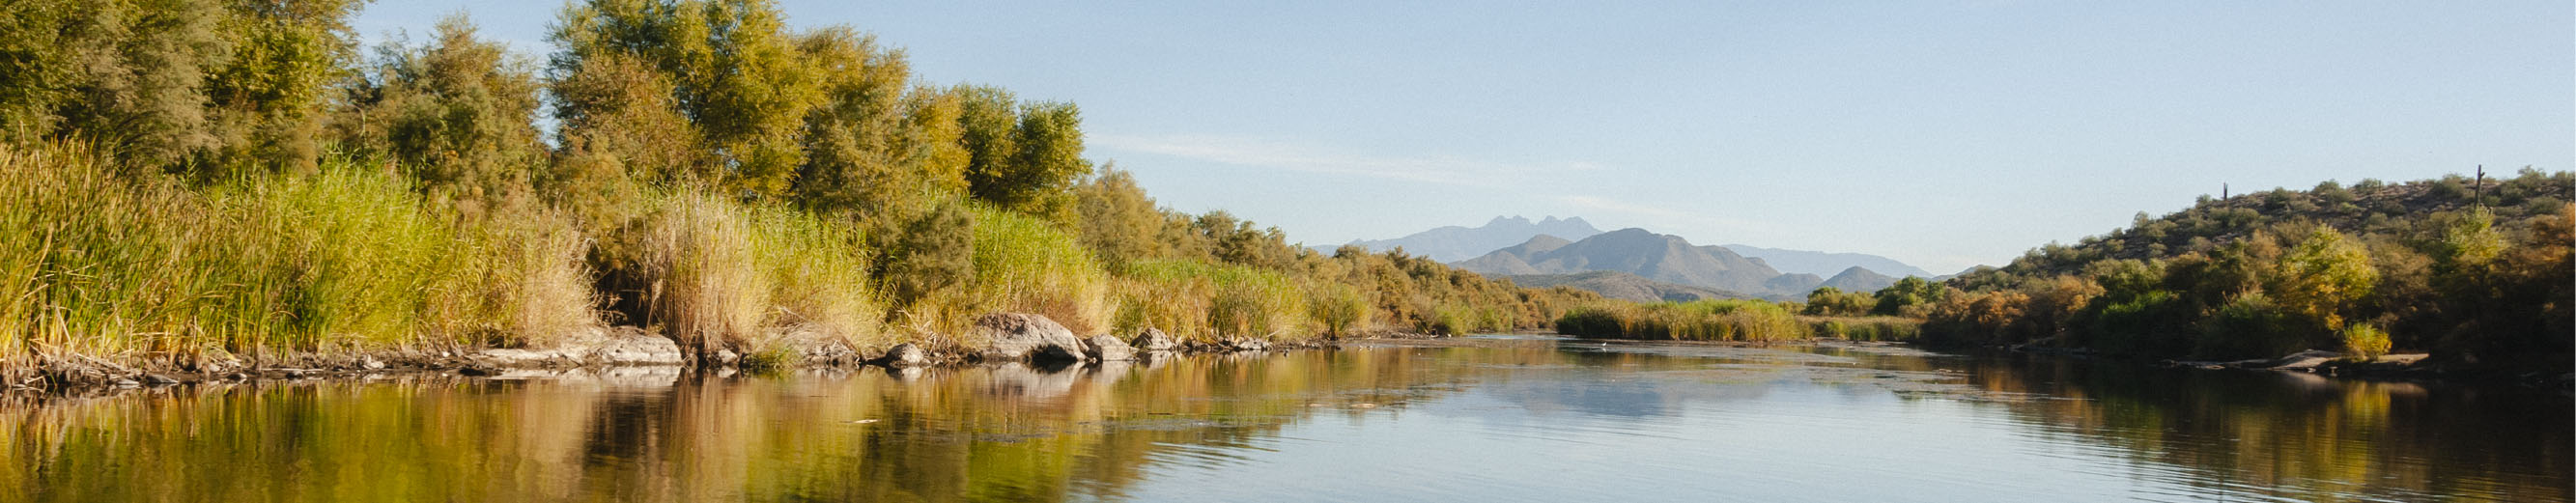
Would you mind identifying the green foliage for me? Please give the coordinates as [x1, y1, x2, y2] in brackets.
[747, 205, 886, 349]
[962, 206, 1110, 336]
[792, 28, 969, 223]
[1801, 287, 1874, 317]
[1808, 317, 1922, 341]
[1929, 171, 2572, 372]
[2196, 292, 2307, 359]
[2267, 226, 2376, 331]
[1072, 166, 1166, 266]
[552, 0, 818, 198]
[2340, 323, 2390, 361]
[332, 14, 545, 208]
[0, 142, 596, 361]
[0, 0, 363, 175]
[1870, 276, 1944, 316]
[879, 202, 976, 309]
[0, 7, 1767, 372]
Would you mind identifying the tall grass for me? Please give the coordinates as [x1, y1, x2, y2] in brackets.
[0, 142, 599, 368]
[1115, 260, 1313, 342]
[626, 192, 768, 356]
[1555, 299, 1811, 342]
[1304, 282, 1371, 338]
[747, 206, 888, 351]
[1806, 316, 1923, 342]
[905, 207, 1110, 343]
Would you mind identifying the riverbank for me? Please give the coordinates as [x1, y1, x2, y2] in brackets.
[1, 312, 1368, 397]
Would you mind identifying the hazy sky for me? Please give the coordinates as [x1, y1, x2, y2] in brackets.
[354, 1, 2573, 273]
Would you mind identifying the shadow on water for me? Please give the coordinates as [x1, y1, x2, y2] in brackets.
[1, 337, 2565, 502]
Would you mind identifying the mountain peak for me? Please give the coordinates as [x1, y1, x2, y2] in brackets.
[1345, 216, 1605, 263]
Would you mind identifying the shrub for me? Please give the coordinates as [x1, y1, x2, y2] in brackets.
[2340, 323, 2391, 361]
[2195, 292, 2310, 359]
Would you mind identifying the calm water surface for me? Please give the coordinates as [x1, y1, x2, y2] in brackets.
[5, 336, 2568, 502]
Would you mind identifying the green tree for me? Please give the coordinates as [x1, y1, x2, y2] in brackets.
[204, 0, 368, 175]
[880, 202, 977, 308]
[552, 0, 817, 197]
[1871, 276, 1945, 316]
[2268, 226, 2377, 331]
[1073, 166, 1167, 265]
[334, 14, 545, 208]
[793, 27, 924, 218]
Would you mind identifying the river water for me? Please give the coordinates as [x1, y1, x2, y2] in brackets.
[5, 335, 2567, 502]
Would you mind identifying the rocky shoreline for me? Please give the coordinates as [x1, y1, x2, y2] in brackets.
[1, 313, 1359, 397]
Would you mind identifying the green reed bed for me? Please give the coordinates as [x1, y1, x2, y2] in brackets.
[1555, 299, 1812, 342]
[0, 143, 597, 368]
[1115, 260, 1315, 343]
[1805, 316, 1923, 342]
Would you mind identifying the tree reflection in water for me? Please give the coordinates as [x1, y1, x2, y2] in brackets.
[2, 338, 2564, 502]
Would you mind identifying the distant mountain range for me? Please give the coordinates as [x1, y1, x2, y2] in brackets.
[1344, 216, 1601, 263]
[1717, 244, 1934, 278]
[1508, 270, 1753, 303]
[1456, 228, 1792, 296]
[1338, 216, 1934, 300]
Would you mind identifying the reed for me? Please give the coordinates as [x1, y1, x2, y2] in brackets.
[1554, 299, 1812, 342]
[0, 142, 602, 370]
[1116, 260, 1314, 342]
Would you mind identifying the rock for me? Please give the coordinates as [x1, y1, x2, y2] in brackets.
[710, 349, 741, 366]
[882, 343, 931, 368]
[1226, 338, 1270, 352]
[2266, 349, 2343, 370]
[360, 357, 385, 370]
[141, 375, 180, 386]
[970, 313, 1085, 361]
[1085, 335, 1136, 361]
[1131, 328, 1179, 351]
[588, 328, 687, 366]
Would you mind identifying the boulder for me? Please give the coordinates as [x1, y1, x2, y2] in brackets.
[1131, 328, 1180, 351]
[1086, 335, 1137, 361]
[1226, 338, 1270, 352]
[589, 331, 686, 366]
[971, 313, 1085, 361]
[882, 343, 931, 368]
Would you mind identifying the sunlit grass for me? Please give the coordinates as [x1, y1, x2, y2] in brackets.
[0, 141, 601, 368]
[1556, 299, 1812, 342]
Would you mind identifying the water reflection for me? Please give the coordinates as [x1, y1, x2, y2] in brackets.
[1, 337, 2565, 502]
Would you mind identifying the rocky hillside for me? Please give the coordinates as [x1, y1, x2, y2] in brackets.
[1816, 266, 1899, 293]
[1718, 244, 1932, 277]
[1507, 270, 1757, 303]
[1345, 215, 1601, 262]
[1456, 229, 1793, 296]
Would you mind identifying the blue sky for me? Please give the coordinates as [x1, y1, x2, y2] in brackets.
[354, 1, 2573, 273]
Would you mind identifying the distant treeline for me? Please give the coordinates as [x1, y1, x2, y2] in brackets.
[1555, 173, 2572, 371]
[1928, 173, 2571, 370]
[0, 0, 1597, 367]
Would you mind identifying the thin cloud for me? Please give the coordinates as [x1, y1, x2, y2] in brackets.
[1091, 133, 1605, 188]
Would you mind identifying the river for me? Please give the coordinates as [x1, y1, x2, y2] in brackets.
[4, 335, 2567, 502]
